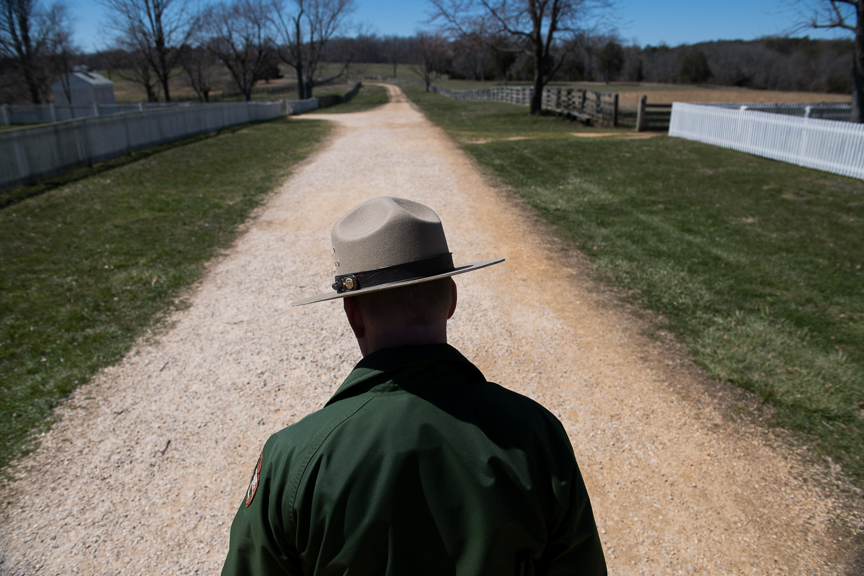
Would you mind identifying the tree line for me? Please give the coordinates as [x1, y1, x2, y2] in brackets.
[1, 0, 861, 121]
[1, 0, 356, 104]
[559, 36, 854, 94]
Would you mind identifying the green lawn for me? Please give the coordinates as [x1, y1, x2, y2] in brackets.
[402, 84, 629, 141]
[401, 83, 864, 485]
[309, 84, 390, 114]
[0, 117, 331, 471]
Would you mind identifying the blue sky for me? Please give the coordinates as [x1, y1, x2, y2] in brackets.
[71, 0, 850, 53]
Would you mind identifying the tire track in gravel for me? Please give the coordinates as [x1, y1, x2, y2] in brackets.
[1, 84, 861, 575]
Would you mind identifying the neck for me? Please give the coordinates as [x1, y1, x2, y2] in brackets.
[358, 323, 447, 357]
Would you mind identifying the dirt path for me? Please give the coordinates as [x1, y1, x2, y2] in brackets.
[1, 84, 861, 575]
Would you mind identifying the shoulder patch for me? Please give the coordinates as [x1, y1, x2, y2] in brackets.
[245, 451, 263, 507]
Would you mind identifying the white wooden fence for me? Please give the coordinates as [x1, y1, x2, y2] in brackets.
[699, 102, 851, 122]
[1, 101, 284, 190]
[1, 102, 191, 125]
[285, 98, 319, 115]
[669, 103, 864, 180]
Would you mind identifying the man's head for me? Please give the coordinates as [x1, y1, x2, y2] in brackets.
[291, 197, 503, 353]
[344, 277, 457, 357]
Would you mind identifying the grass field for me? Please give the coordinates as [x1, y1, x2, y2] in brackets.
[0, 117, 331, 472]
[398, 78, 851, 112]
[108, 65, 362, 103]
[400, 82, 864, 486]
[105, 59, 850, 113]
[108, 66, 300, 103]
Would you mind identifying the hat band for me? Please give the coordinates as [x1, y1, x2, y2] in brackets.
[332, 253, 454, 294]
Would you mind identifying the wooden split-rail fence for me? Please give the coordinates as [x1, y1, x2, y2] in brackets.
[430, 84, 619, 126]
[636, 95, 672, 132]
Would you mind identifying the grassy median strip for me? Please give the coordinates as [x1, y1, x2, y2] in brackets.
[401, 83, 864, 485]
[0, 117, 331, 471]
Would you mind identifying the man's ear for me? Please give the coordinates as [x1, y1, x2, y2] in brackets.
[344, 297, 365, 339]
[447, 279, 458, 320]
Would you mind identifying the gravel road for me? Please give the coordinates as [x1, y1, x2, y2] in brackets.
[1, 84, 862, 575]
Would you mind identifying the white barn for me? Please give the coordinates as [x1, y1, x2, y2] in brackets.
[51, 68, 115, 105]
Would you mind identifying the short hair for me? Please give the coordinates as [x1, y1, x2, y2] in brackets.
[352, 277, 454, 327]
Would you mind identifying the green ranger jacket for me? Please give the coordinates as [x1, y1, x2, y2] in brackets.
[222, 344, 606, 576]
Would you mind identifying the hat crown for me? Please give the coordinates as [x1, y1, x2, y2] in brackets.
[332, 197, 450, 274]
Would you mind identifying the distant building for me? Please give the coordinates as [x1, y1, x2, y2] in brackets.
[51, 67, 115, 105]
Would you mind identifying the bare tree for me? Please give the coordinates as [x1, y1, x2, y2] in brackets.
[489, 33, 518, 82]
[383, 34, 408, 77]
[596, 38, 623, 82]
[0, 0, 73, 103]
[108, 45, 161, 101]
[206, 0, 274, 101]
[44, 1, 75, 102]
[430, 0, 611, 115]
[411, 31, 449, 90]
[451, 31, 491, 80]
[273, 0, 354, 100]
[179, 43, 215, 101]
[571, 30, 604, 81]
[103, 0, 202, 102]
[794, 0, 862, 122]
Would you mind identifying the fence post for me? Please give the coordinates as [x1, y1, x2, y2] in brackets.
[1, 104, 9, 125]
[612, 93, 619, 127]
[124, 109, 132, 155]
[12, 130, 29, 180]
[50, 104, 57, 123]
[595, 92, 601, 122]
[580, 90, 586, 112]
[139, 103, 144, 112]
[805, 105, 812, 118]
[93, 103, 100, 117]
[73, 120, 89, 167]
[636, 95, 646, 132]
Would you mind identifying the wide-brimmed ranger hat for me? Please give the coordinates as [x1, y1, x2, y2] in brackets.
[291, 197, 504, 306]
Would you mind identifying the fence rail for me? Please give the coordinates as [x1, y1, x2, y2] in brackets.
[1, 101, 284, 190]
[636, 96, 672, 132]
[429, 84, 618, 125]
[637, 98, 852, 132]
[699, 102, 851, 122]
[669, 102, 864, 180]
[1, 102, 192, 125]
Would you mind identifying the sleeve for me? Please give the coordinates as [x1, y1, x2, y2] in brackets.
[222, 437, 303, 576]
[534, 420, 607, 576]
[537, 462, 607, 576]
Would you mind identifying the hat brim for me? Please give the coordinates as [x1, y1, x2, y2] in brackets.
[290, 258, 504, 306]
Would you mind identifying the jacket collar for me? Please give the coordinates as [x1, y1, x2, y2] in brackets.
[325, 343, 485, 407]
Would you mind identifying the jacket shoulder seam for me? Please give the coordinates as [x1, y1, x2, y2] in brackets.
[286, 396, 375, 536]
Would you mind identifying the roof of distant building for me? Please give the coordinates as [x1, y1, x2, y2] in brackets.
[64, 68, 114, 87]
